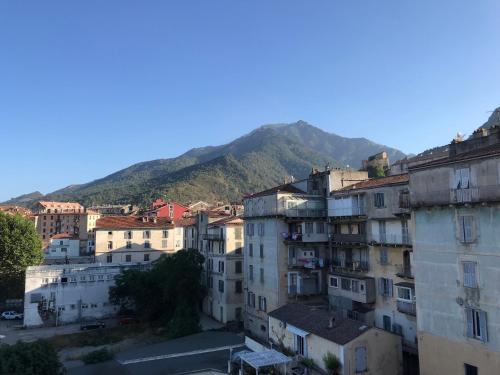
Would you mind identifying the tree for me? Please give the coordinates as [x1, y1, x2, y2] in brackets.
[323, 352, 342, 375]
[110, 249, 206, 337]
[0, 212, 43, 300]
[0, 340, 63, 375]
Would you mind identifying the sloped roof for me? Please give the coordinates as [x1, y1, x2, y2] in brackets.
[175, 217, 197, 227]
[96, 216, 173, 229]
[37, 201, 84, 209]
[269, 303, 370, 345]
[208, 215, 243, 227]
[246, 183, 306, 198]
[51, 232, 79, 240]
[338, 174, 409, 192]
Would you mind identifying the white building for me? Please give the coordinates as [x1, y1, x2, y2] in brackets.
[45, 233, 80, 259]
[23, 263, 148, 327]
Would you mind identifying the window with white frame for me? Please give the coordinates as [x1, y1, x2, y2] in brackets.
[463, 261, 478, 288]
[329, 276, 339, 288]
[396, 286, 413, 301]
[258, 296, 267, 312]
[465, 308, 488, 342]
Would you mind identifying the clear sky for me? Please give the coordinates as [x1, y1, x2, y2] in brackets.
[1, 1, 499, 202]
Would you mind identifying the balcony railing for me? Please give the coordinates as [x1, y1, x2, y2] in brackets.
[330, 233, 367, 244]
[283, 233, 303, 242]
[285, 208, 326, 218]
[328, 206, 366, 217]
[202, 233, 225, 241]
[397, 300, 416, 316]
[410, 186, 500, 207]
[372, 233, 411, 246]
[288, 257, 324, 269]
[331, 260, 369, 273]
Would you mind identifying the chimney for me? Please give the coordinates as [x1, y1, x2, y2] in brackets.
[153, 217, 157, 223]
[142, 216, 148, 223]
[328, 316, 335, 329]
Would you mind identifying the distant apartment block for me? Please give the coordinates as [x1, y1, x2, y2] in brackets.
[144, 198, 189, 221]
[94, 216, 176, 264]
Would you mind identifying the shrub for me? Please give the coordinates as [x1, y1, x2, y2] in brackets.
[81, 347, 114, 365]
[323, 351, 342, 375]
[0, 340, 63, 375]
[301, 357, 315, 368]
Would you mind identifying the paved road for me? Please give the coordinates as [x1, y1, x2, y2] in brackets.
[67, 331, 245, 375]
[0, 318, 118, 344]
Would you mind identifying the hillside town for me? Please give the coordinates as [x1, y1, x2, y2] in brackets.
[1, 120, 499, 375]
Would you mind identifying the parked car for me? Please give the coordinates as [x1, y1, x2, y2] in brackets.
[80, 320, 106, 330]
[118, 316, 139, 326]
[1, 311, 23, 320]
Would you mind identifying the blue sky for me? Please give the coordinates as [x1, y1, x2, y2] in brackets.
[1, 1, 499, 201]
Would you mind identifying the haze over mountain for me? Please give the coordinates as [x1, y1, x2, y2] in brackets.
[4, 122, 406, 207]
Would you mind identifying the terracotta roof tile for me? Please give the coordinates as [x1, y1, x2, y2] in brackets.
[38, 201, 84, 209]
[175, 217, 197, 227]
[338, 174, 409, 192]
[208, 215, 243, 227]
[96, 216, 173, 229]
[51, 232, 79, 240]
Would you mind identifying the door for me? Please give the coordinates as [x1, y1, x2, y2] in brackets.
[383, 315, 392, 331]
[379, 221, 386, 242]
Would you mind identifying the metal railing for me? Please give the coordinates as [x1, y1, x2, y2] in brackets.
[328, 206, 366, 217]
[395, 265, 414, 279]
[285, 208, 326, 218]
[288, 257, 324, 269]
[411, 186, 500, 207]
[330, 233, 367, 243]
[397, 300, 416, 316]
[372, 233, 411, 245]
[202, 233, 225, 241]
[331, 260, 370, 273]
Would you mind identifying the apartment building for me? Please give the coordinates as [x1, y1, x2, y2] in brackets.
[34, 201, 100, 254]
[23, 262, 148, 327]
[409, 126, 500, 375]
[94, 216, 175, 264]
[201, 216, 244, 324]
[243, 168, 368, 341]
[144, 199, 189, 221]
[328, 174, 417, 374]
[176, 217, 198, 250]
[44, 233, 80, 259]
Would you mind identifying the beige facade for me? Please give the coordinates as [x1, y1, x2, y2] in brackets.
[201, 216, 244, 324]
[409, 127, 500, 375]
[268, 303, 402, 374]
[94, 216, 175, 264]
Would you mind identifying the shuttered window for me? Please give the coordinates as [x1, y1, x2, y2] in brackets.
[355, 346, 367, 372]
[374, 193, 385, 208]
[463, 262, 477, 288]
[378, 278, 393, 297]
[466, 308, 488, 342]
[249, 265, 254, 281]
[459, 216, 475, 243]
[380, 248, 388, 265]
[455, 168, 470, 189]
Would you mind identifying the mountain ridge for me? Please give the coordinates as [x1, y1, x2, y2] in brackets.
[4, 121, 406, 207]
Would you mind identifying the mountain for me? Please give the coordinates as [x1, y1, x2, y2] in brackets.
[2, 191, 44, 206]
[4, 122, 406, 207]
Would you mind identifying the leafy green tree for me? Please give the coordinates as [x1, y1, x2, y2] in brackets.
[0, 212, 43, 299]
[323, 351, 342, 375]
[0, 340, 63, 375]
[110, 249, 206, 336]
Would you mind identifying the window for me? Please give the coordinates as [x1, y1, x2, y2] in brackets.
[162, 240, 168, 248]
[459, 215, 475, 243]
[397, 286, 412, 301]
[235, 261, 242, 274]
[126, 241, 132, 249]
[162, 230, 169, 238]
[258, 223, 265, 237]
[355, 346, 367, 373]
[144, 254, 150, 262]
[249, 265, 254, 281]
[464, 364, 478, 375]
[463, 261, 477, 288]
[143, 230, 150, 239]
[259, 244, 264, 258]
[107, 231, 112, 236]
[455, 168, 470, 189]
[247, 292, 256, 308]
[466, 308, 488, 342]
[218, 280, 224, 293]
[107, 241, 113, 250]
[97, 275, 104, 282]
[124, 231, 133, 239]
[379, 278, 393, 297]
[329, 276, 338, 288]
[258, 296, 267, 312]
[374, 193, 385, 208]
[316, 222, 325, 234]
[341, 278, 351, 291]
[260, 268, 264, 283]
[235, 242, 242, 254]
[125, 254, 132, 262]
[235, 280, 242, 294]
[247, 223, 254, 237]
[295, 335, 305, 356]
[383, 315, 392, 331]
[234, 227, 242, 240]
[144, 240, 151, 249]
[380, 248, 388, 265]
[106, 253, 112, 263]
[249, 243, 253, 257]
[218, 261, 225, 273]
[305, 222, 313, 234]
[352, 280, 360, 293]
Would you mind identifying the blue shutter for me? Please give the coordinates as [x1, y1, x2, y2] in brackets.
[466, 308, 474, 338]
[479, 311, 488, 342]
[355, 347, 367, 372]
[378, 278, 384, 296]
[388, 279, 393, 297]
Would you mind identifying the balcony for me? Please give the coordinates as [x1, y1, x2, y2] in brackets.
[330, 233, 367, 244]
[328, 273, 376, 304]
[285, 208, 326, 218]
[288, 274, 321, 297]
[202, 233, 225, 241]
[371, 233, 411, 246]
[331, 259, 370, 273]
[397, 300, 416, 316]
[395, 265, 414, 279]
[328, 206, 366, 217]
[410, 186, 500, 207]
[288, 257, 325, 269]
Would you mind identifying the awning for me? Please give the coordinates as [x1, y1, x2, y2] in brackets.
[239, 349, 292, 369]
[286, 324, 309, 337]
